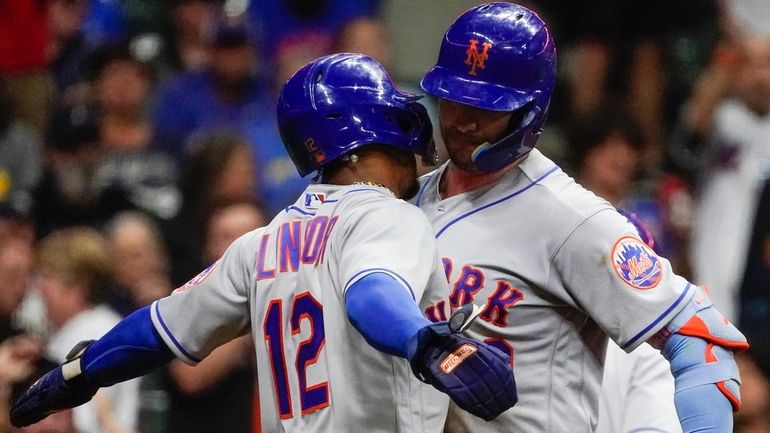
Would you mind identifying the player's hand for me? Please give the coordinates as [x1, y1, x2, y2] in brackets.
[10, 340, 100, 428]
[407, 304, 517, 421]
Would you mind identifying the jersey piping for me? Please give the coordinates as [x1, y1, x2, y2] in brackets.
[151, 301, 200, 364]
[621, 282, 693, 350]
[435, 166, 559, 238]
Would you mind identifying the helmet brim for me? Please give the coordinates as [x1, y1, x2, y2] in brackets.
[420, 65, 532, 112]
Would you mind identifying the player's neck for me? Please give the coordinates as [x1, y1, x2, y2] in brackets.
[327, 156, 403, 197]
[440, 159, 520, 198]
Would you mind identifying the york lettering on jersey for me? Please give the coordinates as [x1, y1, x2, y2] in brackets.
[438, 258, 524, 328]
[257, 215, 339, 281]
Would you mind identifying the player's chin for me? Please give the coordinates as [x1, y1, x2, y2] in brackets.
[446, 145, 482, 173]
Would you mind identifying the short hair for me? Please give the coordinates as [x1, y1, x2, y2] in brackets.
[37, 226, 111, 303]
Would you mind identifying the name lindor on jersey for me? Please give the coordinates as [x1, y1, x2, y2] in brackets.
[256, 214, 340, 280]
[425, 258, 525, 328]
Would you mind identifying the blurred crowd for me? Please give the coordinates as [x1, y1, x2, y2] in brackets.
[0, 0, 768, 432]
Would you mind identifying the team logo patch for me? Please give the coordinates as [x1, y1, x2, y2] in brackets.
[183, 260, 219, 288]
[611, 236, 662, 289]
[440, 344, 478, 373]
[465, 39, 491, 76]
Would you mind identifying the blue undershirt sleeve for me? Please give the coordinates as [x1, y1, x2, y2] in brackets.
[345, 272, 431, 358]
[81, 305, 175, 386]
[663, 333, 734, 433]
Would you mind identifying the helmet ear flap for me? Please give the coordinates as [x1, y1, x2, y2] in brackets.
[470, 100, 547, 171]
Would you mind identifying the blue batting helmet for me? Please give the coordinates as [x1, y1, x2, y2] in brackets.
[421, 2, 557, 171]
[277, 53, 437, 177]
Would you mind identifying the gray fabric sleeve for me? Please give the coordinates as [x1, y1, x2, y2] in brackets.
[550, 209, 694, 351]
[334, 200, 439, 302]
[151, 230, 258, 364]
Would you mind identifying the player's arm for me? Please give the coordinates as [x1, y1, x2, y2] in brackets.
[11, 230, 258, 428]
[647, 287, 748, 433]
[623, 209, 748, 433]
[345, 274, 517, 421]
[9, 306, 174, 427]
[338, 202, 517, 421]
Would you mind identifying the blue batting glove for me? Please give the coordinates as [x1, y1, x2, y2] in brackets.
[407, 304, 518, 421]
[10, 340, 99, 427]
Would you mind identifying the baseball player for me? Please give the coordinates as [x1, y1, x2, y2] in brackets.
[9, 54, 518, 431]
[414, 3, 748, 432]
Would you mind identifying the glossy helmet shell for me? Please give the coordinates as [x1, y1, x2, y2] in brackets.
[277, 53, 436, 177]
[421, 2, 556, 171]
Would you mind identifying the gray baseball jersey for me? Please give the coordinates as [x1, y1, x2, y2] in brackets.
[151, 183, 449, 432]
[413, 149, 694, 433]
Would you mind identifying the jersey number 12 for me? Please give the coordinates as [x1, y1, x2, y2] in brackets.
[263, 291, 328, 419]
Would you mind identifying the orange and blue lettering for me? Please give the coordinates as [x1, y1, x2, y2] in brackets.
[442, 257, 453, 283]
[316, 216, 339, 265]
[481, 281, 524, 327]
[449, 265, 485, 307]
[290, 292, 329, 415]
[302, 216, 329, 264]
[279, 221, 302, 273]
[425, 300, 448, 323]
[257, 233, 275, 280]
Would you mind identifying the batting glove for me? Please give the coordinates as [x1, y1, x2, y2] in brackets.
[407, 304, 518, 421]
[11, 340, 100, 427]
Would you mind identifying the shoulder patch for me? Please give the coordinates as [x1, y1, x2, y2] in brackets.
[180, 260, 220, 290]
[611, 236, 662, 290]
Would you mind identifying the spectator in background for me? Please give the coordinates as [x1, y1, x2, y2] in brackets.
[162, 0, 221, 73]
[34, 106, 104, 237]
[0, 214, 51, 433]
[49, 0, 98, 106]
[0, 0, 51, 139]
[89, 45, 181, 221]
[36, 227, 140, 433]
[0, 234, 36, 342]
[669, 33, 770, 433]
[533, 0, 724, 167]
[163, 201, 262, 433]
[104, 212, 173, 317]
[163, 131, 257, 286]
[124, 0, 222, 80]
[152, 18, 266, 158]
[203, 202, 266, 264]
[672, 35, 770, 321]
[567, 105, 646, 206]
[37, 45, 181, 235]
[103, 212, 173, 433]
[247, 0, 378, 64]
[0, 80, 42, 218]
[332, 17, 392, 69]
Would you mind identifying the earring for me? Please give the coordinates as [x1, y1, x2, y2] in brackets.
[349, 154, 359, 164]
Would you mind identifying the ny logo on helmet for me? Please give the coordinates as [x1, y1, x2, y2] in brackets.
[465, 39, 492, 76]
